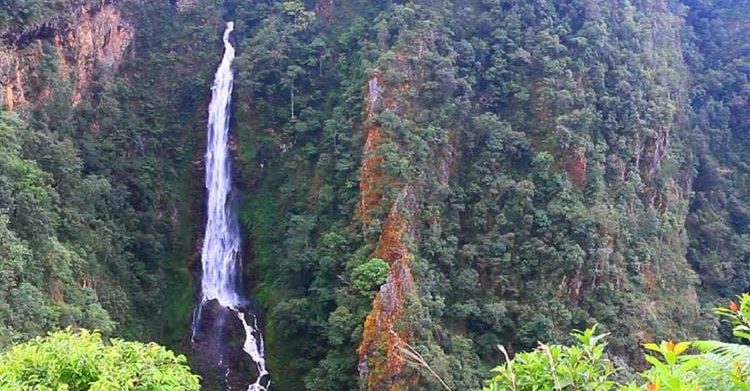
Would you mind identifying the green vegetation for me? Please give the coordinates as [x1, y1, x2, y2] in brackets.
[484, 326, 619, 391]
[0, 110, 115, 347]
[1, 0, 750, 390]
[351, 258, 389, 295]
[202, 0, 750, 388]
[0, 329, 199, 390]
[1, 0, 222, 350]
[484, 294, 750, 391]
[222, 0, 743, 388]
[1, 0, 97, 33]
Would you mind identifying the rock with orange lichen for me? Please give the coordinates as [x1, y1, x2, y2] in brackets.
[358, 122, 385, 223]
[358, 73, 399, 224]
[65, 4, 134, 105]
[0, 53, 27, 111]
[358, 186, 419, 391]
[356, 33, 444, 390]
[355, 75, 418, 388]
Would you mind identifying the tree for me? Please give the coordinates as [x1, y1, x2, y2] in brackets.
[351, 258, 390, 295]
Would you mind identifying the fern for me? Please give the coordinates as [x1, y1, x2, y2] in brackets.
[678, 341, 750, 391]
[690, 340, 750, 366]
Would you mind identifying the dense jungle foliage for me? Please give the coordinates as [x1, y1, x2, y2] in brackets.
[0, 0, 219, 347]
[0, 0, 749, 390]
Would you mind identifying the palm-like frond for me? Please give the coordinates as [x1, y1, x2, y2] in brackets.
[669, 341, 750, 391]
[689, 340, 750, 367]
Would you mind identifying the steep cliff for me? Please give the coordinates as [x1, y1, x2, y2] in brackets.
[225, 1, 736, 390]
[0, 2, 132, 110]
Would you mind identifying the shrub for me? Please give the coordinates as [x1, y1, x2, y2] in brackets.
[483, 325, 618, 391]
[351, 258, 390, 295]
[0, 329, 200, 390]
[482, 294, 750, 391]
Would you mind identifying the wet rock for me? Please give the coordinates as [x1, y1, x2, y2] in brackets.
[191, 299, 260, 391]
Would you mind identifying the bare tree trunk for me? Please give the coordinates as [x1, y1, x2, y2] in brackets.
[291, 82, 295, 119]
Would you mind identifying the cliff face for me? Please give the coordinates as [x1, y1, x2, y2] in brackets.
[0, 3, 135, 110]
[0, 3, 133, 111]
[357, 70, 418, 390]
[353, 0, 704, 387]
[352, 9, 470, 384]
[358, 187, 416, 391]
[0, 1, 142, 353]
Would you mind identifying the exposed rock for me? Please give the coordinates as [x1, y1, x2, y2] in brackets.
[174, 0, 201, 12]
[357, 73, 389, 224]
[0, 3, 133, 110]
[357, 66, 419, 390]
[564, 147, 588, 188]
[59, 4, 134, 105]
[355, 24, 461, 388]
[359, 186, 416, 391]
[190, 299, 260, 391]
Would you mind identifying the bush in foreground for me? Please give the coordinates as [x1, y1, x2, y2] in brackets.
[483, 293, 750, 391]
[0, 329, 200, 390]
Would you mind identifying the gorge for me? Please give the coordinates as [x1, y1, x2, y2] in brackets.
[0, 0, 748, 390]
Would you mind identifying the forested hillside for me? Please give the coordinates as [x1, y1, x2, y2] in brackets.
[0, 0, 219, 346]
[0, 1, 749, 390]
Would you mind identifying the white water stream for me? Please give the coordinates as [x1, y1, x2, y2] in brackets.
[195, 21, 269, 391]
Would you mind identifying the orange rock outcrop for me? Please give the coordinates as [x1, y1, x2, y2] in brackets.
[1, 3, 133, 111]
[357, 70, 418, 390]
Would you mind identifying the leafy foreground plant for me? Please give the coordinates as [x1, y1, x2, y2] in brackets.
[483, 293, 750, 391]
[483, 325, 619, 391]
[0, 329, 200, 390]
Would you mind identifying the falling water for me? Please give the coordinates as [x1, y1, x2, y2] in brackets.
[193, 21, 270, 391]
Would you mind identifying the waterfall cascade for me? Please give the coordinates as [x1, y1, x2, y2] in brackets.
[193, 22, 270, 391]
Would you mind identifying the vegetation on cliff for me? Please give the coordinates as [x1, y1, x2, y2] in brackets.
[0, 0, 220, 347]
[221, 0, 742, 389]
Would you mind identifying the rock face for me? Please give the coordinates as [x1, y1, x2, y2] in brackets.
[174, 0, 205, 11]
[190, 299, 259, 391]
[358, 186, 417, 391]
[61, 4, 134, 105]
[0, 59, 24, 110]
[356, 26, 451, 389]
[356, 74, 387, 224]
[564, 148, 588, 189]
[356, 70, 417, 391]
[0, 3, 133, 110]
[5, 1, 749, 390]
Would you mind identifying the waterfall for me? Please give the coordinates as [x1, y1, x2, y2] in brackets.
[193, 21, 270, 391]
